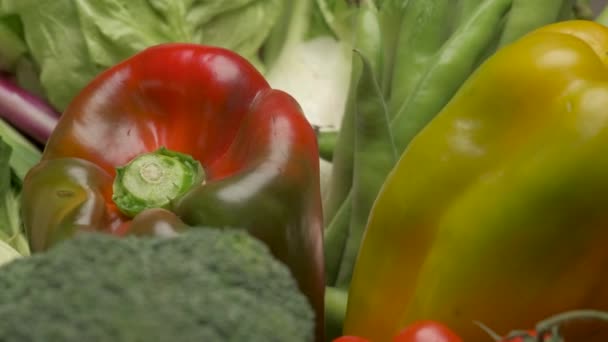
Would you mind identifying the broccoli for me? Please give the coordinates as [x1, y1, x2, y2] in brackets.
[0, 229, 314, 342]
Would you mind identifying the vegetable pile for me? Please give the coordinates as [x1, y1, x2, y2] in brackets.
[2, 0, 608, 341]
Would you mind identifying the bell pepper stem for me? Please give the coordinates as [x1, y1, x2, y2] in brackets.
[112, 147, 204, 217]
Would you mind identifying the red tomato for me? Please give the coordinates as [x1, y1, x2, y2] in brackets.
[332, 336, 370, 342]
[393, 321, 462, 342]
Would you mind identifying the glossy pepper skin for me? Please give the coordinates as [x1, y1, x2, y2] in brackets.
[344, 20, 608, 342]
[21, 44, 325, 341]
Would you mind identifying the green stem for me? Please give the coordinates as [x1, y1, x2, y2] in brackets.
[324, 194, 353, 285]
[473, 320, 503, 341]
[535, 309, 608, 335]
[112, 147, 204, 217]
[317, 129, 339, 162]
[324, 286, 348, 341]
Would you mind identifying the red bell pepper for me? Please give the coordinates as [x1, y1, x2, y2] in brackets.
[21, 43, 325, 340]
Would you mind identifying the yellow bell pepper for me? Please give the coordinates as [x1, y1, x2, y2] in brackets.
[343, 20, 608, 342]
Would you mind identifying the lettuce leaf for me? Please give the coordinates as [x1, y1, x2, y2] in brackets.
[0, 133, 30, 256]
[0, 0, 282, 111]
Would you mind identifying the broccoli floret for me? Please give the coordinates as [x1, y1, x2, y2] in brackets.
[0, 229, 314, 342]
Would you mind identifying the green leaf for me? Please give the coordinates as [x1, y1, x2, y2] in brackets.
[0, 0, 283, 110]
[75, 0, 183, 68]
[596, 1, 608, 25]
[186, 0, 283, 72]
[306, 0, 335, 40]
[1, 0, 104, 110]
[313, 0, 359, 42]
[262, 0, 310, 69]
[0, 119, 41, 186]
[0, 15, 27, 70]
[0, 137, 13, 195]
[0, 137, 29, 256]
[0, 239, 20, 266]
